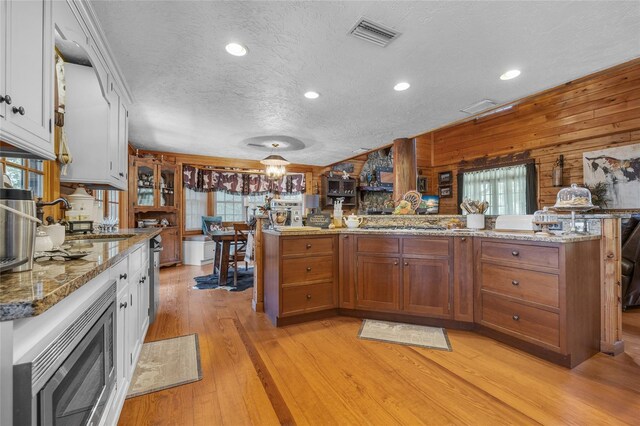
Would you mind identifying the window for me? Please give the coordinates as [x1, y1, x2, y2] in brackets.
[92, 190, 120, 223]
[184, 188, 208, 230]
[0, 158, 45, 198]
[461, 164, 535, 215]
[214, 191, 245, 222]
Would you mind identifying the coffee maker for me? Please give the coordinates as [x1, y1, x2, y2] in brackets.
[0, 187, 37, 272]
[270, 199, 304, 227]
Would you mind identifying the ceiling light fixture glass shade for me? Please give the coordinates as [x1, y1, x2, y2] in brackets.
[304, 91, 320, 99]
[500, 69, 521, 80]
[225, 43, 248, 56]
[260, 144, 290, 178]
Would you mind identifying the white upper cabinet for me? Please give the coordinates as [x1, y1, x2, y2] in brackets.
[55, 0, 130, 190]
[0, 0, 55, 159]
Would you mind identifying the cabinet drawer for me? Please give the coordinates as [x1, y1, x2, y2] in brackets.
[281, 282, 335, 316]
[402, 237, 450, 257]
[481, 293, 560, 348]
[481, 241, 559, 270]
[356, 236, 400, 254]
[481, 263, 559, 308]
[282, 237, 334, 256]
[282, 256, 334, 285]
[128, 245, 143, 276]
[110, 258, 129, 293]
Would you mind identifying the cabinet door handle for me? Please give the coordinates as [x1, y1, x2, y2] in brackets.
[306, 267, 312, 272]
[343, 235, 349, 239]
[404, 262, 409, 266]
[393, 261, 398, 265]
[119, 273, 128, 280]
[120, 301, 128, 309]
[0, 94, 11, 104]
[12, 106, 25, 115]
[512, 314, 520, 321]
[119, 172, 124, 177]
[512, 280, 519, 286]
[306, 294, 312, 300]
[461, 237, 466, 242]
[306, 244, 312, 249]
[512, 250, 519, 257]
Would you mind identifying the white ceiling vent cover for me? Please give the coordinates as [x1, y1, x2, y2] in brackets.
[460, 99, 498, 115]
[349, 18, 400, 47]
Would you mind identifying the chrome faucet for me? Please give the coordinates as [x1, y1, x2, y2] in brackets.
[35, 197, 71, 223]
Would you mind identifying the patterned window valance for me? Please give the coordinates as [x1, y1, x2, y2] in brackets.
[183, 165, 305, 195]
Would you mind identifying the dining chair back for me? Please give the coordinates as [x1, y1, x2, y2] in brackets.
[231, 223, 251, 285]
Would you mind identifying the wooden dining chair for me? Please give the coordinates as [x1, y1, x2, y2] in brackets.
[231, 223, 251, 285]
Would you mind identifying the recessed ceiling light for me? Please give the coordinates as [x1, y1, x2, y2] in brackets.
[500, 69, 521, 80]
[394, 82, 410, 91]
[304, 91, 320, 99]
[225, 43, 247, 56]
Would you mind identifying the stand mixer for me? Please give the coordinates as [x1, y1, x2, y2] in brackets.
[269, 199, 303, 227]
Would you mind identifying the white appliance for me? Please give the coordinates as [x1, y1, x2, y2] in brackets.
[494, 215, 537, 232]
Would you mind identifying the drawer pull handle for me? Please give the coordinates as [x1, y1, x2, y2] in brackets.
[119, 273, 128, 280]
[404, 262, 409, 266]
[0, 94, 11, 104]
[306, 294, 312, 300]
[512, 250, 519, 257]
[512, 280, 519, 286]
[306, 244, 312, 249]
[343, 235, 349, 239]
[306, 267, 312, 271]
[393, 261, 398, 265]
[120, 302, 128, 309]
[12, 106, 25, 115]
[461, 237, 466, 242]
[607, 253, 615, 259]
[512, 314, 520, 321]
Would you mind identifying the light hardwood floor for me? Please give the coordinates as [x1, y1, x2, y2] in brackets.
[119, 265, 640, 425]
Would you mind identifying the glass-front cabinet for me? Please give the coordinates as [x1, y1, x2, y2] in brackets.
[130, 157, 177, 210]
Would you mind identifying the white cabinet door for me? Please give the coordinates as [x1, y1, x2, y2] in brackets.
[116, 289, 130, 391]
[2, 0, 54, 159]
[108, 83, 121, 182]
[119, 102, 129, 181]
[0, 1, 6, 120]
[138, 262, 150, 338]
[128, 270, 141, 372]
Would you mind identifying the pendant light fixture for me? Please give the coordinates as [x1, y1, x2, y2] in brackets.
[260, 143, 289, 179]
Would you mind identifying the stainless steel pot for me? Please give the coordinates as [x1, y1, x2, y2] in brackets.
[1, 188, 36, 272]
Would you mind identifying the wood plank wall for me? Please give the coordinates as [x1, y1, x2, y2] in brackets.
[413, 58, 640, 214]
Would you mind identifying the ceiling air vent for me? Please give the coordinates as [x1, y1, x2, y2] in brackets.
[460, 99, 497, 115]
[349, 18, 400, 47]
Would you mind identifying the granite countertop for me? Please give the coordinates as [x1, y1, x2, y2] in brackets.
[263, 227, 601, 243]
[0, 228, 161, 322]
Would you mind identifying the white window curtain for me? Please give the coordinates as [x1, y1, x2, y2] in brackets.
[185, 188, 208, 230]
[462, 164, 527, 215]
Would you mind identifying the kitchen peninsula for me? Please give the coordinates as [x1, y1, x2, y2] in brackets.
[262, 216, 604, 368]
[0, 229, 160, 426]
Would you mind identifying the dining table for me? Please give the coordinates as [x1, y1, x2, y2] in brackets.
[207, 230, 237, 285]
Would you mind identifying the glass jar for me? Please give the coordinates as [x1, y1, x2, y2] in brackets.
[533, 206, 558, 223]
[554, 183, 593, 208]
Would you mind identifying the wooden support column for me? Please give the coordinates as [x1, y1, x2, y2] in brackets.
[252, 215, 267, 312]
[600, 217, 624, 355]
[393, 138, 417, 200]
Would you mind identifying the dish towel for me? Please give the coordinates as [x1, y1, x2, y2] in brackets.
[55, 54, 73, 175]
[245, 232, 254, 262]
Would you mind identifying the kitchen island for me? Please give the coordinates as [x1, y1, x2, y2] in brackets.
[262, 224, 602, 368]
[0, 228, 160, 426]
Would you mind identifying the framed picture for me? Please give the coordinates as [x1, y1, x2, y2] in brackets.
[583, 143, 640, 209]
[420, 195, 439, 214]
[417, 176, 428, 193]
[376, 167, 394, 188]
[439, 185, 452, 198]
[438, 171, 452, 185]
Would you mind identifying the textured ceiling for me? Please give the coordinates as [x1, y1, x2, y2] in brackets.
[90, 0, 640, 166]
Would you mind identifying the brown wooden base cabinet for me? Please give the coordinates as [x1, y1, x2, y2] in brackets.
[159, 227, 180, 267]
[474, 238, 601, 368]
[264, 234, 338, 325]
[263, 231, 601, 367]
